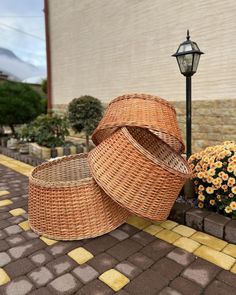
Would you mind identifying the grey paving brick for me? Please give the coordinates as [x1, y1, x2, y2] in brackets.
[205, 279, 236, 295]
[107, 239, 142, 261]
[0, 212, 11, 220]
[75, 279, 113, 295]
[166, 247, 196, 266]
[204, 213, 230, 239]
[109, 229, 129, 241]
[119, 223, 140, 236]
[4, 257, 35, 278]
[85, 235, 119, 255]
[0, 276, 34, 295]
[159, 287, 183, 295]
[72, 264, 99, 283]
[141, 239, 174, 261]
[29, 249, 53, 266]
[116, 291, 130, 295]
[225, 220, 236, 244]
[46, 241, 82, 257]
[28, 266, 54, 287]
[88, 253, 118, 273]
[0, 239, 9, 251]
[4, 224, 22, 235]
[131, 231, 156, 246]
[217, 269, 236, 289]
[170, 277, 203, 295]
[125, 269, 169, 295]
[46, 255, 77, 276]
[28, 287, 52, 295]
[0, 251, 11, 267]
[6, 234, 26, 246]
[21, 231, 38, 240]
[115, 261, 142, 279]
[128, 252, 154, 270]
[0, 229, 7, 239]
[48, 273, 81, 295]
[181, 258, 221, 287]
[0, 219, 10, 229]
[186, 208, 210, 231]
[169, 203, 191, 224]
[7, 216, 24, 225]
[151, 257, 183, 281]
[8, 239, 45, 259]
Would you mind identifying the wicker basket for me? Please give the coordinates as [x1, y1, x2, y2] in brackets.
[89, 127, 191, 221]
[28, 153, 130, 240]
[92, 93, 185, 153]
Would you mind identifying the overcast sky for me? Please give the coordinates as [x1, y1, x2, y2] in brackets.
[0, 0, 46, 72]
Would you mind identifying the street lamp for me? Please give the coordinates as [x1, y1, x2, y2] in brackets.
[172, 30, 204, 159]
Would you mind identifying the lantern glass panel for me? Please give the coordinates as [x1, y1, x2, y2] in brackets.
[192, 53, 200, 72]
[178, 43, 192, 53]
[177, 53, 193, 75]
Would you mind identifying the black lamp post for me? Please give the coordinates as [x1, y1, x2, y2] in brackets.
[172, 30, 204, 159]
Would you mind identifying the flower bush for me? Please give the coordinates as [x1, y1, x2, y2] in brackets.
[188, 141, 236, 218]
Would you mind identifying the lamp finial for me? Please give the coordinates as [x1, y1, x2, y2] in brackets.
[187, 30, 190, 40]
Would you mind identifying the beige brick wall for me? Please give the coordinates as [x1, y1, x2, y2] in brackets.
[49, 0, 236, 105]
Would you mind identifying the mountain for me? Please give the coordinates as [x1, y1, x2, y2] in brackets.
[0, 47, 45, 81]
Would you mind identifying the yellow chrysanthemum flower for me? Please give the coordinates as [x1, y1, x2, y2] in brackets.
[232, 187, 236, 194]
[219, 171, 224, 178]
[198, 202, 204, 209]
[215, 161, 223, 168]
[209, 199, 216, 206]
[228, 177, 236, 187]
[225, 206, 232, 214]
[197, 172, 204, 179]
[222, 184, 228, 191]
[198, 195, 205, 201]
[230, 201, 236, 210]
[206, 187, 214, 194]
[222, 173, 229, 181]
[198, 185, 204, 191]
[217, 195, 221, 201]
[229, 193, 234, 198]
[227, 166, 234, 173]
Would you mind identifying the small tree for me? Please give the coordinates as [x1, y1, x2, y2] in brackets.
[41, 79, 47, 94]
[0, 81, 44, 135]
[68, 95, 103, 151]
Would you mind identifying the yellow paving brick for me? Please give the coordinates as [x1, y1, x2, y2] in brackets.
[127, 216, 151, 229]
[155, 229, 181, 244]
[19, 220, 30, 231]
[174, 237, 200, 253]
[160, 220, 178, 230]
[0, 199, 13, 207]
[222, 244, 236, 259]
[172, 225, 196, 237]
[191, 232, 227, 251]
[0, 268, 10, 286]
[230, 263, 236, 274]
[68, 247, 94, 264]
[9, 208, 26, 216]
[0, 191, 10, 197]
[143, 224, 163, 235]
[194, 245, 235, 270]
[0, 155, 33, 176]
[40, 236, 58, 246]
[99, 269, 130, 291]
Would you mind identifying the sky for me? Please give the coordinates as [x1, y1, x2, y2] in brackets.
[0, 0, 46, 73]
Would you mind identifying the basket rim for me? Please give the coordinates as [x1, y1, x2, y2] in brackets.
[122, 127, 191, 177]
[29, 153, 94, 188]
[108, 93, 176, 113]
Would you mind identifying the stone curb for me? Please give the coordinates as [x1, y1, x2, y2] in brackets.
[169, 203, 235, 244]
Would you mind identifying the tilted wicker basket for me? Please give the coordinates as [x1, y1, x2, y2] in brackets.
[92, 93, 185, 153]
[28, 153, 130, 240]
[89, 127, 191, 221]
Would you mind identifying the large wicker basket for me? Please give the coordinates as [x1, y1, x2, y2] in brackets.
[28, 153, 130, 240]
[89, 127, 191, 221]
[92, 93, 185, 153]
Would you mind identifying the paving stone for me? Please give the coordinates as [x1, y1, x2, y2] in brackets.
[205, 279, 236, 295]
[172, 224, 196, 237]
[18, 220, 30, 231]
[0, 267, 11, 285]
[0, 252, 11, 267]
[170, 276, 203, 295]
[8, 239, 45, 259]
[126, 216, 151, 229]
[28, 287, 52, 295]
[116, 290, 130, 295]
[9, 208, 26, 217]
[186, 208, 210, 231]
[151, 257, 183, 280]
[29, 249, 53, 266]
[141, 239, 174, 260]
[48, 273, 81, 295]
[191, 232, 227, 251]
[46, 241, 82, 257]
[115, 261, 142, 279]
[68, 247, 94, 264]
[131, 230, 156, 246]
[225, 220, 236, 244]
[0, 276, 34, 295]
[46, 255, 77, 275]
[125, 269, 169, 295]
[7, 216, 24, 225]
[0, 219, 10, 229]
[28, 266, 54, 287]
[4, 224, 22, 235]
[217, 269, 236, 288]
[0, 199, 12, 207]
[21, 231, 38, 240]
[6, 234, 26, 246]
[204, 213, 230, 239]
[181, 257, 221, 287]
[4, 258, 35, 278]
[160, 220, 178, 230]
[194, 245, 235, 270]
[72, 264, 99, 283]
[166, 248, 196, 266]
[128, 252, 154, 270]
[40, 236, 58, 246]
[75, 279, 113, 295]
[0, 212, 11, 220]
[173, 237, 200, 253]
[159, 287, 183, 295]
[0, 239, 9, 251]
[107, 239, 142, 261]
[222, 243, 236, 258]
[109, 229, 129, 241]
[143, 224, 163, 235]
[85, 235, 119, 255]
[156, 229, 181, 244]
[119, 223, 140, 236]
[88, 252, 118, 273]
[0, 229, 7, 240]
[99, 269, 130, 292]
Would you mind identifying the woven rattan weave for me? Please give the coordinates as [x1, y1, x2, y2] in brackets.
[28, 153, 130, 240]
[89, 127, 191, 221]
[92, 93, 185, 153]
